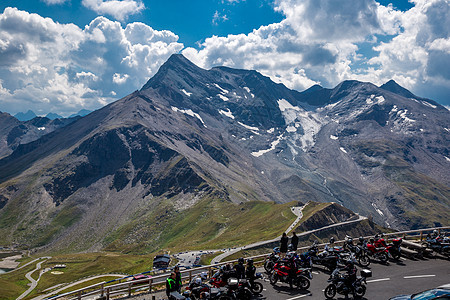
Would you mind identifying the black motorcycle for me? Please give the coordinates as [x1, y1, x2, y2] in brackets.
[324, 267, 371, 299]
[264, 247, 280, 273]
[343, 237, 370, 267]
[308, 242, 340, 271]
[423, 235, 450, 257]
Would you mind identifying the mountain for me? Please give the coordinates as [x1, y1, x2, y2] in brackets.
[45, 112, 63, 120]
[14, 110, 36, 121]
[69, 109, 92, 118]
[0, 54, 448, 253]
[0, 113, 80, 159]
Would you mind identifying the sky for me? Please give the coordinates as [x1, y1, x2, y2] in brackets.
[0, 0, 448, 117]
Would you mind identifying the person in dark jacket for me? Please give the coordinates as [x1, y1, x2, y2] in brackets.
[234, 257, 246, 279]
[280, 232, 289, 258]
[174, 265, 182, 292]
[246, 258, 256, 281]
[291, 232, 299, 251]
[166, 272, 178, 298]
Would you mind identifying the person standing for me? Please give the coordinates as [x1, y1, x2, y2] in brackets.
[280, 232, 288, 258]
[174, 265, 182, 292]
[291, 232, 299, 251]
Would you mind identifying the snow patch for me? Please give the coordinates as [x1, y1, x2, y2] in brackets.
[37, 127, 45, 131]
[171, 106, 206, 127]
[243, 87, 255, 98]
[251, 134, 283, 157]
[214, 84, 229, 94]
[375, 95, 385, 104]
[217, 94, 229, 102]
[444, 128, 450, 132]
[267, 128, 275, 133]
[422, 101, 437, 109]
[286, 126, 296, 132]
[181, 89, 192, 97]
[219, 108, 235, 119]
[340, 147, 347, 153]
[371, 203, 384, 216]
[330, 135, 338, 140]
[445, 156, 450, 162]
[238, 122, 259, 133]
[278, 99, 301, 112]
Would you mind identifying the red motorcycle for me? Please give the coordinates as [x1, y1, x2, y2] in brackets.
[374, 234, 402, 260]
[269, 260, 311, 290]
[365, 238, 389, 263]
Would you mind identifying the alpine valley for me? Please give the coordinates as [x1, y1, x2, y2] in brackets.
[0, 54, 449, 253]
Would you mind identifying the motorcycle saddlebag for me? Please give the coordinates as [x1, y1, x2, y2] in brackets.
[360, 269, 372, 278]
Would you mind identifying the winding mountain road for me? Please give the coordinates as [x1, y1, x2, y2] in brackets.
[211, 206, 366, 264]
[17, 256, 51, 300]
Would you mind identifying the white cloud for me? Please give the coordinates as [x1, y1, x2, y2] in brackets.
[42, 0, 69, 4]
[113, 73, 129, 84]
[82, 0, 145, 21]
[212, 10, 228, 25]
[182, 0, 450, 106]
[0, 7, 183, 116]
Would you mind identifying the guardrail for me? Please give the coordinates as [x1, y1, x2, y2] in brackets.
[46, 226, 449, 300]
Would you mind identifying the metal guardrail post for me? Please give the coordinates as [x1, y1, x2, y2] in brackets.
[189, 270, 192, 281]
[100, 283, 104, 297]
[77, 291, 81, 300]
[106, 287, 110, 300]
[149, 278, 153, 292]
[420, 232, 423, 241]
[128, 282, 132, 296]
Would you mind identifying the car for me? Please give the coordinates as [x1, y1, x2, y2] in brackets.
[389, 283, 450, 300]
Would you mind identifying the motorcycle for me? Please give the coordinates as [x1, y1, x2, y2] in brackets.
[365, 238, 389, 263]
[264, 247, 280, 273]
[223, 277, 253, 300]
[245, 272, 264, 294]
[423, 234, 450, 257]
[308, 241, 340, 271]
[374, 235, 402, 260]
[324, 267, 371, 299]
[343, 237, 370, 267]
[269, 260, 311, 290]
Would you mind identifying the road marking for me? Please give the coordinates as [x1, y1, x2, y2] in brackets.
[404, 275, 436, 279]
[366, 278, 390, 283]
[287, 293, 311, 300]
[312, 271, 319, 275]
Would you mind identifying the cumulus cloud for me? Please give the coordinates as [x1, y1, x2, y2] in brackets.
[0, 7, 183, 116]
[182, 0, 450, 106]
[82, 0, 145, 21]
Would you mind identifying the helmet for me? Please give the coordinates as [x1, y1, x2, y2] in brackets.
[330, 237, 335, 244]
[238, 257, 244, 264]
[346, 235, 353, 242]
[200, 272, 208, 280]
[273, 247, 280, 253]
[369, 238, 375, 244]
[359, 236, 364, 243]
[433, 230, 438, 236]
[375, 234, 380, 239]
[247, 259, 253, 265]
[288, 243, 294, 251]
[193, 277, 202, 285]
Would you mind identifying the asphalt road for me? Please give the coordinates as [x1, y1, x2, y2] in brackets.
[130, 256, 450, 300]
[259, 256, 450, 299]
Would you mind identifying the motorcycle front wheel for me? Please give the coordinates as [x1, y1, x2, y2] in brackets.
[324, 284, 337, 299]
[353, 284, 367, 298]
[237, 288, 252, 300]
[250, 282, 263, 294]
[378, 252, 388, 263]
[264, 260, 274, 273]
[296, 276, 310, 290]
[269, 273, 278, 285]
[358, 254, 370, 267]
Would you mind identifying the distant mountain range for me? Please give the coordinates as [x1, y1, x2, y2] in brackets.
[13, 109, 92, 121]
[0, 54, 448, 253]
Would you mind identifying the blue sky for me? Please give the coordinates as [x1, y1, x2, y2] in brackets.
[0, 0, 448, 116]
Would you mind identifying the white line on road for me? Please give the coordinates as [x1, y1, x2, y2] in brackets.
[404, 275, 436, 279]
[366, 278, 391, 283]
[287, 293, 312, 300]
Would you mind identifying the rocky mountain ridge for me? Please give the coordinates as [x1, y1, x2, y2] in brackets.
[0, 54, 448, 253]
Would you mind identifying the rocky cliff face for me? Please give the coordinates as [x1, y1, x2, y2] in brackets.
[0, 54, 448, 252]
